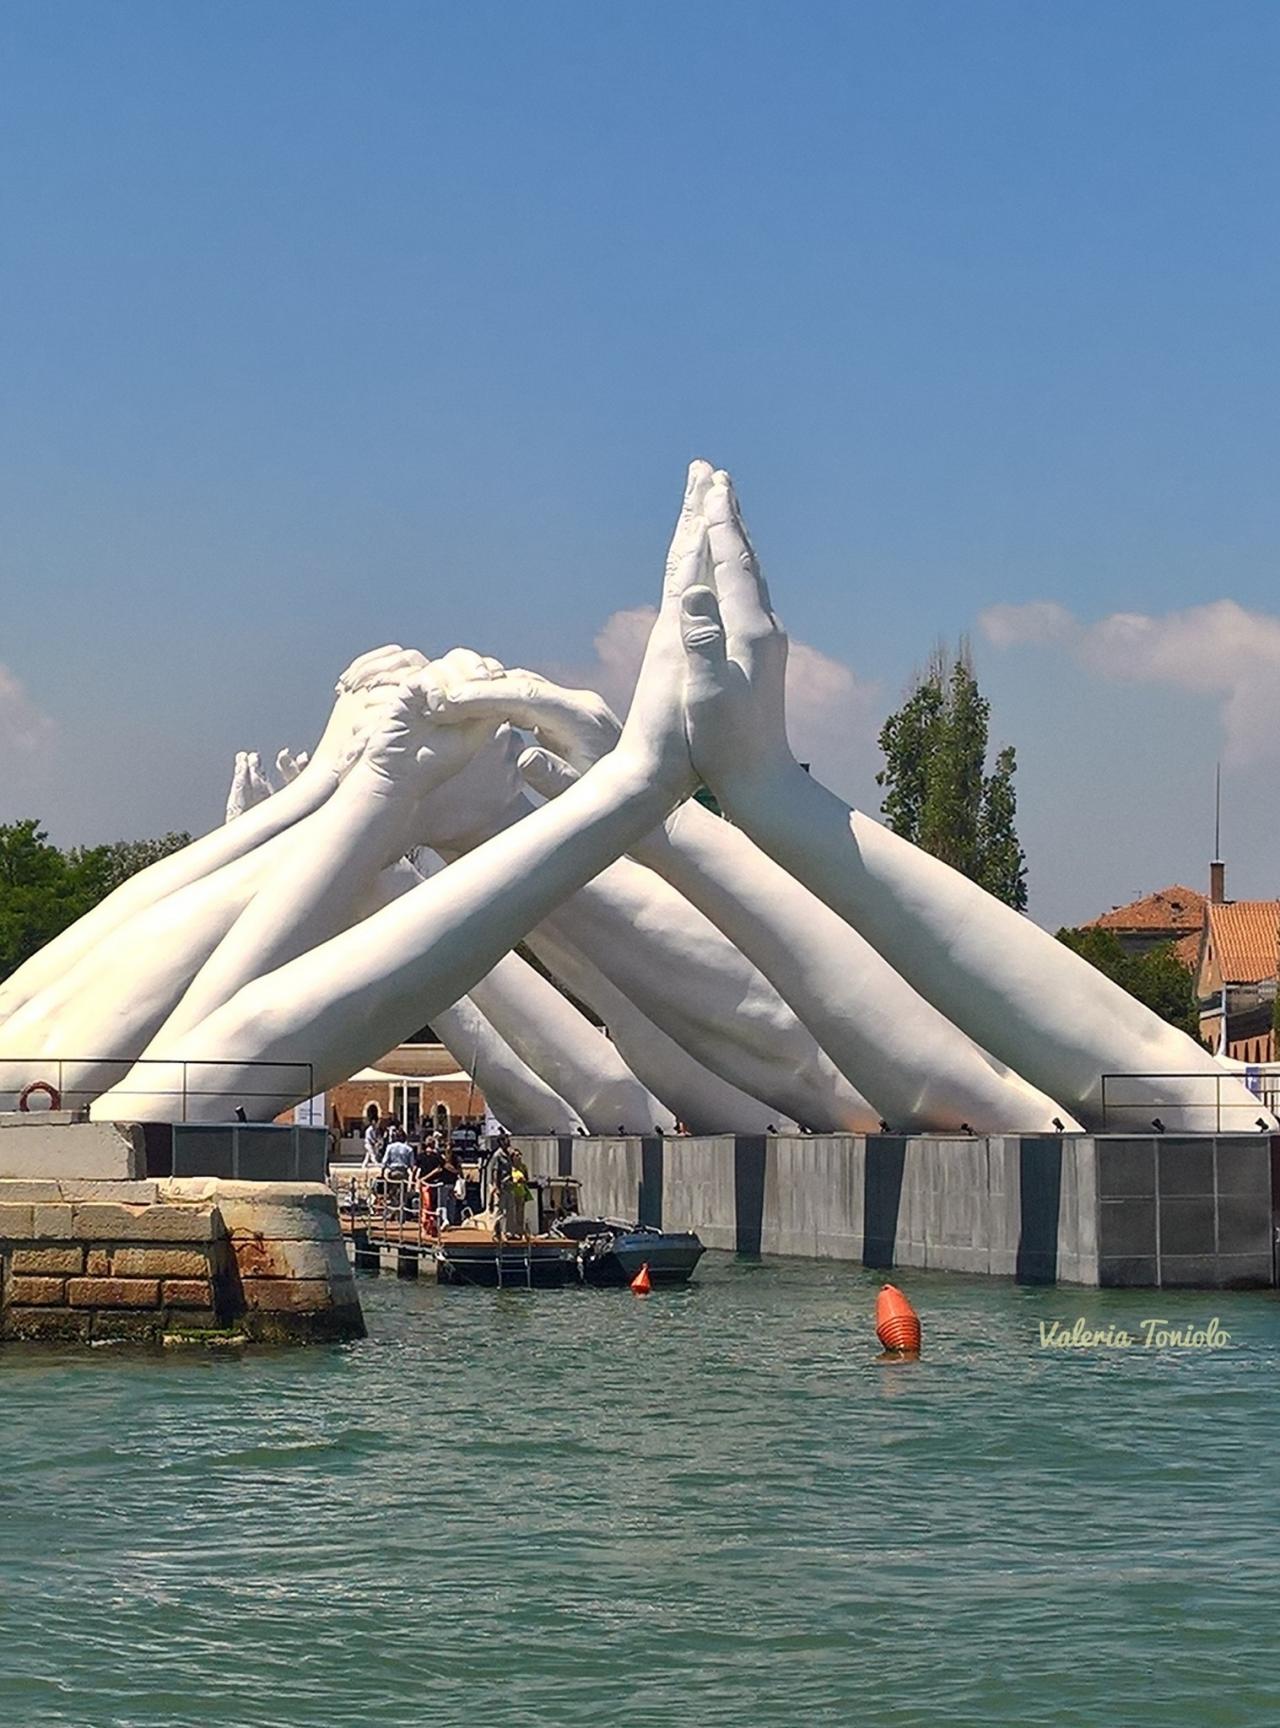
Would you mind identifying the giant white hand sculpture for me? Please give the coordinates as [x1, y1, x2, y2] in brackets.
[671, 466, 1265, 1133]
[430, 465, 1073, 1133]
[414, 676, 876, 1131]
[225, 752, 253, 823]
[0, 651, 436, 1108]
[89, 483, 719, 1121]
[275, 747, 309, 785]
[144, 657, 499, 1050]
[0, 646, 427, 1030]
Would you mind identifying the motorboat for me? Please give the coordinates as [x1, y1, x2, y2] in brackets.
[552, 1211, 705, 1286]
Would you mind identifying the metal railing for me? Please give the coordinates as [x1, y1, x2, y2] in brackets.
[1099, 1071, 1278, 1133]
[0, 1057, 315, 1123]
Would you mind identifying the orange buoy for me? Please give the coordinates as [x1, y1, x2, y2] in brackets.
[876, 1283, 921, 1354]
[630, 1262, 652, 1295]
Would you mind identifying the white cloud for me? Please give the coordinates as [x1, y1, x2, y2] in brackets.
[979, 600, 1080, 650]
[979, 597, 1280, 765]
[0, 663, 55, 755]
[542, 608, 879, 798]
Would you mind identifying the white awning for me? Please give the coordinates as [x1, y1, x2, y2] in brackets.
[346, 1066, 473, 1086]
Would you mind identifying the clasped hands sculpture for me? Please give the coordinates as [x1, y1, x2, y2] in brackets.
[0, 463, 1263, 1134]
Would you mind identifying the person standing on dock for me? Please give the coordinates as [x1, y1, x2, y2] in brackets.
[505, 1150, 532, 1239]
[362, 1104, 387, 1168]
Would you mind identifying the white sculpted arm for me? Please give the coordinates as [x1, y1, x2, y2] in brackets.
[430, 996, 586, 1136]
[146, 661, 498, 1048]
[0, 646, 426, 1027]
[519, 746, 1073, 1134]
[90, 484, 715, 1120]
[677, 468, 1263, 1131]
[521, 925, 786, 1133]
[465, 954, 673, 1134]
[365, 851, 673, 1134]
[420, 688, 879, 1129]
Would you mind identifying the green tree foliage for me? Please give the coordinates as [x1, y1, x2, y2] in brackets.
[0, 821, 191, 983]
[876, 643, 1028, 910]
[1055, 926, 1199, 1039]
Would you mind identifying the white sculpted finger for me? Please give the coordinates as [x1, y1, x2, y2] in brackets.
[517, 746, 581, 801]
[705, 471, 776, 637]
[663, 460, 715, 596]
[433, 673, 541, 728]
[680, 585, 729, 706]
[663, 521, 712, 608]
[337, 645, 430, 693]
[435, 646, 493, 689]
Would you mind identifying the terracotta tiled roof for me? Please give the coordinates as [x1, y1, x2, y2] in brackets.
[1087, 885, 1206, 934]
[1205, 901, 1280, 984]
[1172, 929, 1202, 970]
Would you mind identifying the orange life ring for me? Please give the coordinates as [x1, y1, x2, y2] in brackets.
[18, 1079, 61, 1113]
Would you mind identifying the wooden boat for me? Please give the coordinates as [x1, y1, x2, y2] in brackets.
[433, 1212, 579, 1287]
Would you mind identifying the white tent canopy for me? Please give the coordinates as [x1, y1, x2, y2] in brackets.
[347, 1066, 472, 1086]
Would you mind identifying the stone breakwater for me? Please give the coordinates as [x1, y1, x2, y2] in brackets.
[0, 1177, 364, 1345]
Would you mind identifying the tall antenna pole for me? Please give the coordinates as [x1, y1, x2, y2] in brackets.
[1214, 761, 1221, 861]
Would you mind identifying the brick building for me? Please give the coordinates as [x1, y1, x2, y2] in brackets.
[1195, 898, 1280, 1062]
[326, 1042, 486, 1139]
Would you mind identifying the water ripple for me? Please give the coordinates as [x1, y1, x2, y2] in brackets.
[1, 1257, 1278, 1725]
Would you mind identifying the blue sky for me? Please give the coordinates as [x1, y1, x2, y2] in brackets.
[2, 1, 1278, 927]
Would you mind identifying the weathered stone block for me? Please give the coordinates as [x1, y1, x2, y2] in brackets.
[92, 1311, 165, 1343]
[61, 1180, 160, 1204]
[0, 1181, 62, 1204]
[34, 1204, 73, 1237]
[0, 1120, 144, 1181]
[112, 1247, 210, 1279]
[161, 1307, 221, 1331]
[8, 1274, 66, 1305]
[216, 1203, 342, 1242]
[239, 1276, 338, 1312]
[242, 1302, 366, 1343]
[12, 1246, 84, 1275]
[162, 1278, 214, 1307]
[0, 1203, 35, 1240]
[3, 1306, 90, 1342]
[67, 1276, 160, 1308]
[232, 1236, 349, 1281]
[86, 1249, 111, 1275]
[70, 1203, 217, 1243]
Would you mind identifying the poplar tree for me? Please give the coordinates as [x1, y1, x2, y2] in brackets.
[876, 644, 1028, 911]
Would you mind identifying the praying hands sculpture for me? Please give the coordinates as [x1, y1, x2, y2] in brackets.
[1, 462, 1263, 1135]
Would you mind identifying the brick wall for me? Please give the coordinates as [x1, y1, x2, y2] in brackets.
[0, 1179, 364, 1345]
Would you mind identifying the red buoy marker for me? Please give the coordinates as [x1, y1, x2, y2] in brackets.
[630, 1262, 652, 1295]
[876, 1283, 921, 1354]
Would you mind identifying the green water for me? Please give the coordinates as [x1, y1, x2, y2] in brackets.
[2, 1256, 1278, 1727]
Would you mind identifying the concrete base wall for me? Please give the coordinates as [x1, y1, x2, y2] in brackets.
[0, 1176, 364, 1344]
[517, 1133, 1276, 1289]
